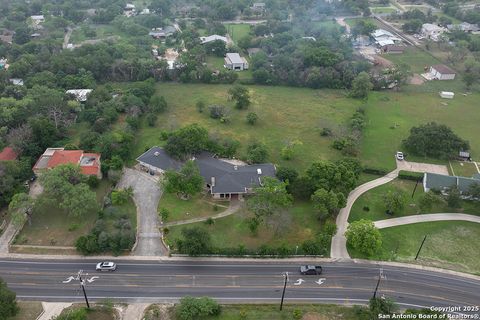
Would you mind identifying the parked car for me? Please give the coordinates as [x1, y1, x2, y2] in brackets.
[396, 151, 404, 161]
[300, 265, 322, 275]
[96, 261, 117, 271]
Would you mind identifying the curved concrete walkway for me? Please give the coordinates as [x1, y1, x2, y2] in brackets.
[331, 169, 399, 259]
[163, 197, 241, 227]
[374, 213, 480, 229]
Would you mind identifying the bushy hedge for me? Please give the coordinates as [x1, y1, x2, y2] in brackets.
[398, 170, 424, 181]
[363, 167, 389, 176]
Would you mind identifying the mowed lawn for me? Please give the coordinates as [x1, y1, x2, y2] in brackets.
[349, 178, 480, 222]
[384, 47, 443, 74]
[159, 193, 229, 223]
[201, 304, 363, 320]
[226, 24, 251, 43]
[165, 201, 324, 252]
[361, 91, 480, 170]
[449, 160, 479, 177]
[14, 180, 111, 246]
[349, 221, 480, 274]
[135, 83, 359, 172]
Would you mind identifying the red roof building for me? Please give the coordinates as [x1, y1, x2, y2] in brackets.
[0, 147, 18, 161]
[33, 148, 101, 178]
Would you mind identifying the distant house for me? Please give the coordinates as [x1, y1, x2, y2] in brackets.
[9, 78, 24, 86]
[30, 15, 45, 25]
[33, 148, 101, 178]
[423, 172, 480, 197]
[0, 147, 18, 161]
[124, 3, 136, 17]
[371, 29, 401, 47]
[459, 151, 471, 160]
[421, 23, 446, 41]
[447, 22, 480, 33]
[382, 45, 405, 54]
[224, 53, 249, 71]
[200, 35, 228, 44]
[149, 26, 176, 39]
[66, 89, 93, 102]
[429, 64, 456, 80]
[301, 36, 317, 41]
[140, 8, 151, 15]
[251, 2, 266, 12]
[136, 147, 276, 199]
[0, 31, 13, 45]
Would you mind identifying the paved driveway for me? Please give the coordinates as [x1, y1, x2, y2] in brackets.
[374, 213, 480, 229]
[396, 160, 449, 175]
[118, 168, 168, 256]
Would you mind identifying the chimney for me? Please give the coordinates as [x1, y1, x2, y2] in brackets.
[257, 168, 262, 175]
[211, 177, 215, 187]
[154, 151, 160, 156]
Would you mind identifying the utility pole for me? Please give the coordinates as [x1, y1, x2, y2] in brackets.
[77, 270, 90, 309]
[279, 272, 289, 311]
[411, 177, 421, 198]
[372, 268, 383, 299]
[415, 235, 428, 260]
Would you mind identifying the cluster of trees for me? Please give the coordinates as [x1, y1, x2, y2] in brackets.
[76, 189, 135, 255]
[403, 122, 470, 160]
[0, 278, 18, 319]
[443, 3, 480, 25]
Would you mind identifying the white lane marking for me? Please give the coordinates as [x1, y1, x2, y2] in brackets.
[62, 276, 75, 283]
[87, 276, 99, 283]
[315, 278, 326, 285]
[293, 279, 304, 286]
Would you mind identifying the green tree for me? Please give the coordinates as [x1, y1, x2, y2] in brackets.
[165, 124, 209, 160]
[246, 141, 268, 163]
[346, 219, 382, 256]
[369, 297, 398, 319]
[305, 160, 359, 196]
[446, 187, 462, 208]
[163, 160, 204, 199]
[350, 72, 373, 99]
[311, 188, 346, 219]
[247, 177, 293, 220]
[402, 122, 469, 159]
[228, 85, 251, 109]
[176, 296, 221, 320]
[176, 227, 212, 256]
[418, 191, 442, 212]
[0, 277, 18, 318]
[39, 165, 99, 218]
[383, 190, 407, 214]
[468, 183, 480, 199]
[149, 95, 168, 113]
[276, 167, 298, 184]
[8, 193, 34, 227]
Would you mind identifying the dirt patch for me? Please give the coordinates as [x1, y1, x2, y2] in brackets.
[409, 73, 425, 85]
[396, 160, 449, 175]
[374, 55, 393, 67]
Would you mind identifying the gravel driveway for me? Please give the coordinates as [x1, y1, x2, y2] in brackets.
[117, 168, 168, 256]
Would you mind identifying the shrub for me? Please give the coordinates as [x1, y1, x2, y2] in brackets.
[159, 208, 169, 222]
[159, 130, 169, 140]
[293, 309, 303, 320]
[205, 217, 215, 225]
[53, 307, 87, 320]
[363, 167, 388, 175]
[111, 189, 129, 205]
[176, 296, 221, 320]
[0, 278, 18, 319]
[146, 113, 158, 127]
[246, 141, 268, 164]
[86, 175, 100, 188]
[320, 127, 332, 136]
[246, 112, 258, 125]
[196, 100, 206, 113]
[75, 234, 99, 255]
[68, 223, 80, 231]
[398, 170, 423, 181]
[208, 105, 227, 119]
[323, 221, 337, 236]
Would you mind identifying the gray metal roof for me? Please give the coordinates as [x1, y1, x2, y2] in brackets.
[136, 147, 183, 171]
[424, 172, 456, 190]
[425, 172, 480, 193]
[226, 53, 244, 64]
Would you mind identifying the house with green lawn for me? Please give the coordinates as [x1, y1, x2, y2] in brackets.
[423, 172, 480, 198]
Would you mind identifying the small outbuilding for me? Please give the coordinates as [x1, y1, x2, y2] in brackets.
[224, 53, 248, 71]
[429, 64, 456, 80]
[439, 91, 454, 99]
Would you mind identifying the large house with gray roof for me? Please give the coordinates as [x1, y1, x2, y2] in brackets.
[137, 147, 276, 199]
[423, 172, 480, 198]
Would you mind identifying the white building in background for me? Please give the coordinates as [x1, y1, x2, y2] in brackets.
[421, 23, 446, 41]
[224, 53, 248, 71]
[200, 35, 228, 44]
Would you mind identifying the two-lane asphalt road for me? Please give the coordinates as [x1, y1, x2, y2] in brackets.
[1, 259, 479, 314]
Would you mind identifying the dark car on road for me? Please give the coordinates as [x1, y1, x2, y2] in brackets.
[300, 265, 322, 275]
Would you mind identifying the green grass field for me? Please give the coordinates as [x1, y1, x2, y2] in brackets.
[371, 7, 397, 14]
[349, 221, 480, 274]
[384, 47, 444, 74]
[159, 193, 229, 222]
[349, 179, 480, 222]
[449, 161, 479, 177]
[361, 91, 480, 169]
[200, 304, 365, 320]
[135, 83, 358, 172]
[14, 180, 111, 246]
[226, 24, 251, 43]
[165, 201, 324, 252]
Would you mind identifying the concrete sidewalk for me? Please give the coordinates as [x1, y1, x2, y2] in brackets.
[375, 213, 480, 229]
[38, 302, 72, 320]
